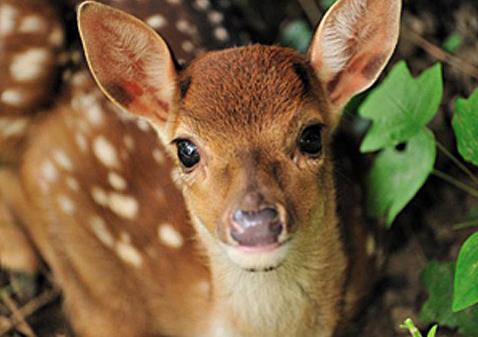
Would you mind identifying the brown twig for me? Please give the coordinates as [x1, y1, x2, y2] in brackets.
[403, 27, 478, 80]
[0, 288, 60, 336]
[1, 291, 36, 337]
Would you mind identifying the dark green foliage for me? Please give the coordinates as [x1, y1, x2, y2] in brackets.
[420, 261, 478, 337]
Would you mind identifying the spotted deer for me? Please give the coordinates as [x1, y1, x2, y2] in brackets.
[0, 0, 64, 163]
[0, 0, 401, 336]
[0, 0, 236, 272]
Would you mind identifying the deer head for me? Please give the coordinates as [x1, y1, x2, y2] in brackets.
[78, 0, 400, 272]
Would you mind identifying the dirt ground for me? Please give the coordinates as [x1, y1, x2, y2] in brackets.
[1, 0, 477, 336]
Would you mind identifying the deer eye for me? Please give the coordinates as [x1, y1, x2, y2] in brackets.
[298, 124, 323, 157]
[176, 139, 200, 169]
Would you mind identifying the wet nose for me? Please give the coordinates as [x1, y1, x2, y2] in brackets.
[230, 207, 283, 247]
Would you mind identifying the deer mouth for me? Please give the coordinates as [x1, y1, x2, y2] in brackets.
[223, 240, 291, 271]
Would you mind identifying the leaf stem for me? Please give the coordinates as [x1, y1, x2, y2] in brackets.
[400, 318, 423, 337]
[436, 141, 478, 186]
[453, 220, 478, 230]
[432, 169, 478, 198]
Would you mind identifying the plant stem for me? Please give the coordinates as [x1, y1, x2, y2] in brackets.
[400, 319, 423, 337]
[403, 28, 478, 80]
[432, 169, 478, 198]
[453, 220, 478, 230]
[436, 141, 478, 186]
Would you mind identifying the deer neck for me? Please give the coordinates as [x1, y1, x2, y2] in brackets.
[192, 180, 347, 337]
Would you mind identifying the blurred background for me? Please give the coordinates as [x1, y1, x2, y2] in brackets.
[0, 0, 477, 336]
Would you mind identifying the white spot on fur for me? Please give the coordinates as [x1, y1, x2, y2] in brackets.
[0, 4, 18, 36]
[116, 241, 143, 267]
[93, 136, 120, 168]
[18, 15, 47, 34]
[58, 195, 75, 214]
[109, 193, 138, 220]
[146, 15, 167, 29]
[108, 172, 127, 191]
[170, 167, 182, 188]
[53, 150, 73, 171]
[72, 93, 104, 126]
[90, 216, 114, 247]
[123, 135, 134, 150]
[10, 48, 50, 82]
[182, 40, 194, 53]
[152, 149, 164, 164]
[91, 186, 108, 206]
[166, 0, 181, 4]
[158, 223, 184, 249]
[0, 118, 28, 138]
[40, 160, 57, 182]
[75, 133, 88, 153]
[195, 0, 210, 10]
[85, 101, 104, 126]
[319, 0, 367, 73]
[1, 89, 25, 107]
[176, 19, 192, 34]
[71, 71, 89, 87]
[178, 20, 198, 36]
[48, 25, 64, 47]
[136, 119, 150, 132]
[208, 11, 224, 24]
[214, 27, 229, 42]
[66, 176, 80, 191]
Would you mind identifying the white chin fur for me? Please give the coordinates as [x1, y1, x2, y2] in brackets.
[224, 243, 290, 271]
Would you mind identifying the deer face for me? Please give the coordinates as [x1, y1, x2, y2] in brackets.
[169, 47, 334, 270]
[78, 0, 401, 271]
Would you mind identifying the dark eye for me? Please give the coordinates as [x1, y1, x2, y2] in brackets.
[298, 124, 323, 157]
[176, 139, 200, 169]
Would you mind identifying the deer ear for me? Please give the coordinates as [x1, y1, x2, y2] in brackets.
[78, 1, 177, 125]
[310, 0, 401, 109]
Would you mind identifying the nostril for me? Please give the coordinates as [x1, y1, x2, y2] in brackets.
[268, 221, 283, 237]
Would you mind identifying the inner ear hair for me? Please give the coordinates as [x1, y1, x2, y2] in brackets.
[308, 0, 401, 108]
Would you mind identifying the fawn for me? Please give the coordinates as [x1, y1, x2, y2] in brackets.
[0, 0, 401, 336]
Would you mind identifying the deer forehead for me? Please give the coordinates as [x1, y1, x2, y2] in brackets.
[176, 45, 327, 139]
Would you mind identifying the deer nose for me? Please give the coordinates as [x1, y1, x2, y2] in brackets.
[230, 207, 283, 247]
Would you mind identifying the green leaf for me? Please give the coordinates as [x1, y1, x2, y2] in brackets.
[400, 318, 437, 337]
[420, 261, 478, 337]
[367, 128, 436, 226]
[442, 32, 463, 53]
[453, 232, 478, 311]
[279, 20, 312, 53]
[426, 325, 438, 337]
[452, 89, 478, 166]
[359, 62, 443, 152]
